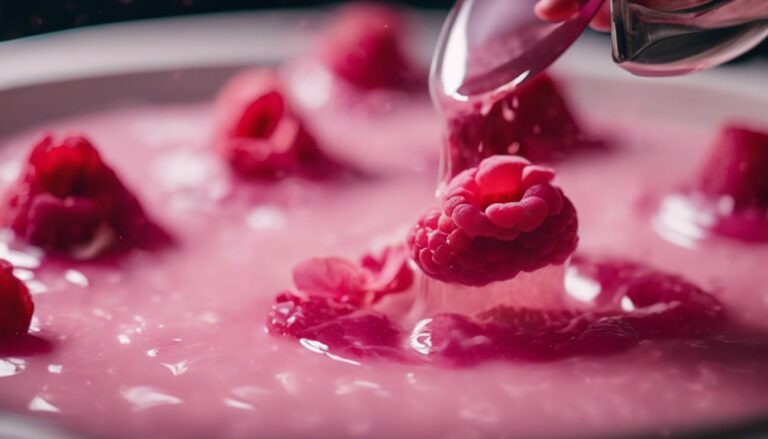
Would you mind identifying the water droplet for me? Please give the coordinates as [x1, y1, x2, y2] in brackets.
[28, 395, 60, 413]
[64, 269, 89, 288]
[223, 398, 255, 411]
[161, 360, 190, 376]
[0, 358, 26, 377]
[246, 206, 286, 231]
[120, 386, 182, 411]
[47, 364, 63, 374]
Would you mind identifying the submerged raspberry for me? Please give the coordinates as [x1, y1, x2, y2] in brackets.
[445, 73, 589, 178]
[411, 257, 725, 364]
[321, 3, 416, 90]
[0, 259, 34, 337]
[572, 256, 726, 338]
[267, 293, 403, 359]
[292, 244, 413, 305]
[408, 155, 578, 286]
[269, 253, 729, 364]
[214, 69, 331, 179]
[0, 134, 170, 257]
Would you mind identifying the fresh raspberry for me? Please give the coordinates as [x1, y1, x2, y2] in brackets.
[320, 3, 416, 90]
[269, 256, 727, 364]
[0, 134, 170, 257]
[697, 124, 768, 209]
[0, 259, 34, 337]
[267, 292, 357, 337]
[215, 69, 334, 179]
[266, 293, 403, 359]
[688, 124, 768, 242]
[573, 257, 726, 338]
[445, 73, 589, 179]
[408, 257, 724, 364]
[292, 244, 413, 306]
[408, 155, 578, 286]
[412, 307, 639, 364]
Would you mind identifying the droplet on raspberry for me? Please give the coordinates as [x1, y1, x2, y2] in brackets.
[214, 69, 334, 179]
[320, 3, 418, 90]
[445, 73, 594, 179]
[408, 155, 578, 286]
[0, 134, 171, 257]
[0, 259, 34, 337]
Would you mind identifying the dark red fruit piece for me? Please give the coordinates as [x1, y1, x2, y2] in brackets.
[413, 307, 639, 364]
[408, 314, 494, 365]
[292, 244, 413, 305]
[408, 155, 578, 286]
[267, 293, 402, 359]
[697, 124, 768, 210]
[409, 257, 723, 364]
[214, 69, 326, 179]
[267, 292, 357, 337]
[0, 134, 170, 257]
[0, 259, 34, 337]
[445, 73, 588, 178]
[570, 256, 727, 338]
[321, 3, 415, 90]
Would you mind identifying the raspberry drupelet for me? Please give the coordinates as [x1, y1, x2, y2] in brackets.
[214, 69, 333, 179]
[408, 155, 578, 288]
[0, 133, 171, 258]
[0, 259, 34, 337]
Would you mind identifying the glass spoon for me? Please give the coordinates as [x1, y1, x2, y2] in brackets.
[430, 0, 606, 109]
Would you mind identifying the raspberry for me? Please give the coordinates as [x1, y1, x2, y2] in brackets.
[320, 3, 416, 90]
[570, 256, 727, 338]
[292, 244, 413, 305]
[0, 259, 34, 337]
[408, 314, 494, 365]
[266, 293, 403, 359]
[412, 307, 639, 364]
[269, 257, 727, 364]
[697, 124, 768, 209]
[407, 257, 724, 364]
[0, 134, 170, 257]
[214, 69, 333, 179]
[408, 155, 578, 286]
[689, 124, 768, 242]
[445, 73, 589, 178]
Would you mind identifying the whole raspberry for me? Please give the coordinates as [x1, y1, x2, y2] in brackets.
[0, 134, 170, 257]
[214, 69, 330, 179]
[445, 73, 590, 179]
[692, 124, 768, 242]
[320, 3, 416, 90]
[0, 259, 34, 337]
[697, 124, 768, 210]
[407, 155, 578, 286]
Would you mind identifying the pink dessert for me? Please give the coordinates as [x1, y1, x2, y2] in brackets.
[1, 8, 768, 439]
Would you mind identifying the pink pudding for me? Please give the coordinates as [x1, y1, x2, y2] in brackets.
[1, 6, 768, 439]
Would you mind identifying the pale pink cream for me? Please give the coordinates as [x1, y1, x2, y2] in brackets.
[0, 90, 766, 439]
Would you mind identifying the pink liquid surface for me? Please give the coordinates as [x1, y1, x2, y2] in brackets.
[0, 85, 767, 439]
